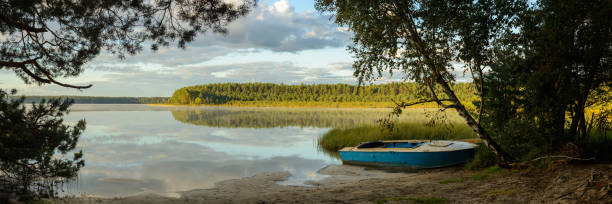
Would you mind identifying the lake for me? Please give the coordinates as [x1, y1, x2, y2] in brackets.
[63, 104, 409, 197]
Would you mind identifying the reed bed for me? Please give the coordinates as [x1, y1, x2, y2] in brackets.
[318, 122, 477, 152]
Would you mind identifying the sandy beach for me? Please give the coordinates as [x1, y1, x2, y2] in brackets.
[54, 163, 612, 204]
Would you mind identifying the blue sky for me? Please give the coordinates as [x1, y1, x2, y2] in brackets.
[0, 0, 365, 97]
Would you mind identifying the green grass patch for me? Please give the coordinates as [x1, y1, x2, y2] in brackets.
[375, 196, 448, 204]
[317, 122, 477, 152]
[438, 178, 466, 184]
[472, 165, 501, 180]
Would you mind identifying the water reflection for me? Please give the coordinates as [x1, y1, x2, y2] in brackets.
[170, 107, 394, 128]
[63, 105, 442, 197]
[77, 154, 327, 197]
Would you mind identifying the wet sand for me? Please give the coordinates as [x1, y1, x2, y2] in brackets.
[55, 163, 612, 203]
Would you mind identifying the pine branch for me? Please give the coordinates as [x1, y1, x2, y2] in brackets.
[0, 59, 92, 89]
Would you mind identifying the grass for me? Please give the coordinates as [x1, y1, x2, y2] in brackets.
[464, 144, 499, 170]
[317, 122, 477, 152]
[375, 196, 448, 204]
[472, 165, 502, 180]
[438, 178, 466, 184]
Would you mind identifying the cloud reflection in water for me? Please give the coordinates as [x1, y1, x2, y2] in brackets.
[64, 105, 389, 197]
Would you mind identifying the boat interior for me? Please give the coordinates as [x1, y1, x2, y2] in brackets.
[357, 141, 425, 149]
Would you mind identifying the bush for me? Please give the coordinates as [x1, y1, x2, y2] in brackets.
[465, 145, 499, 170]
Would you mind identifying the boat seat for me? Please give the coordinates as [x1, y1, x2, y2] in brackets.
[429, 141, 453, 147]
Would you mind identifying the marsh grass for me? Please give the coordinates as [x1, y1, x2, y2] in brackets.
[317, 122, 477, 152]
[317, 109, 477, 152]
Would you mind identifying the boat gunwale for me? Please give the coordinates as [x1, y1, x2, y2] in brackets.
[339, 140, 477, 153]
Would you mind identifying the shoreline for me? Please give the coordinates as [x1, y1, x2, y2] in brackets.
[146, 102, 445, 109]
[54, 163, 612, 203]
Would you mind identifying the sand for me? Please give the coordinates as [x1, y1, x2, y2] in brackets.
[54, 163, 612, 203]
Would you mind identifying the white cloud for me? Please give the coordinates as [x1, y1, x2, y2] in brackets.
[84, 0, 352, 69]
[270, 0, 292, 14]
[1, 0, 358, 96]
[3, 61, 359, 96]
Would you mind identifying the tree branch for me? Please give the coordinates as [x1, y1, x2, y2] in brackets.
[0, 15, 47, 33]
[394, 98, 454, 109]
[0, 60, 92, 89]
[530, 155, 595, 162]
[30, 60, 93, 89]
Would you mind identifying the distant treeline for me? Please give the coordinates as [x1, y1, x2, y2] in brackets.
[15, 96, 169, 104]
[169, 82, 478, 106]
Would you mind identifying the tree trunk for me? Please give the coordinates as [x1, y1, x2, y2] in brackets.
[402, 12, 514, 164]
[434, 77, 514, 164]
[569, 82, 591, 143]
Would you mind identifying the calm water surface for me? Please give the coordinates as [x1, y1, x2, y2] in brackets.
[63, 104, 402, 197]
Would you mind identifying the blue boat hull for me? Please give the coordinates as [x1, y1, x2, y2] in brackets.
[339, 148, 475, 168]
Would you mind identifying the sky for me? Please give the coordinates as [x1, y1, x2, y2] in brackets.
[0, 0, 374, 97]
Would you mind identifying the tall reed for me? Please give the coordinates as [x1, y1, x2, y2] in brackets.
[318, 122, 477, 152]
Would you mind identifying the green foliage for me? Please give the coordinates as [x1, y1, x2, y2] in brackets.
[0, 1, 254, 201]
[314, 0, 520, 84]
[315, 0, 526, 163]
[465, 145, 500, 170]
[472, 165, 501, 180]
[480, 0, 612, 161]
[318, 121, 476, 152]
[169, 82, 479, 107]
[0, 90, 85, 201]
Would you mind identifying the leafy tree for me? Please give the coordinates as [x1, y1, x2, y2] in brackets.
[481, 0, 612, 158]
[315, 0, 526, 163]
[316, 0, 611, 163]
[0, 0, 255, 200]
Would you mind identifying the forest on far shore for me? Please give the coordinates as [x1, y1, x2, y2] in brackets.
[169, 82, 479, 107]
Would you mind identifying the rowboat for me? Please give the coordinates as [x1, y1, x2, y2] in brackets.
[339, 140, 477, 168]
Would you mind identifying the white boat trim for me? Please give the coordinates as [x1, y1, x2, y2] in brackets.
[339, 140, 477, 153]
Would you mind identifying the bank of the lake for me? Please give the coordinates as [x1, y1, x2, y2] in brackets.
[149, 101, 446, 109]
[60, 105, 464, 198]
[37, 104, 611, 203]
[55, 163, 612, 203]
